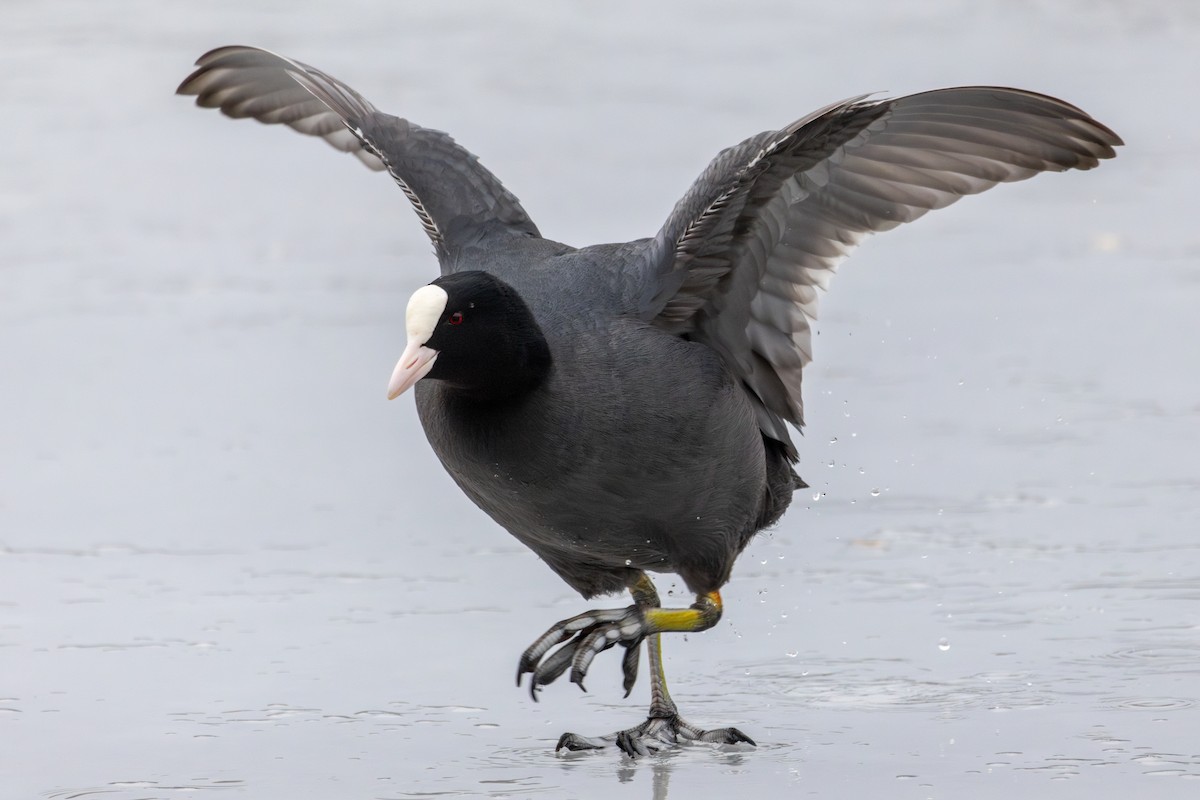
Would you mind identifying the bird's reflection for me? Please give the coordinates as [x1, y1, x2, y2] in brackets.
[616, 748, 748, 799]
[616, 754, 672, 800]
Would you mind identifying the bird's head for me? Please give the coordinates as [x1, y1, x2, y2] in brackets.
[387, 271, 551, 402]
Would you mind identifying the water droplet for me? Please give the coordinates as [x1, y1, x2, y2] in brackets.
[829, 436, 838, 444]
[624, 559, 632, 566]
[870, 488, 881, 497]
[938, 638, 950, 652]
[811, 492, 821, 502]
[786, 650, 798, 658]
[827, 459, 835, 468]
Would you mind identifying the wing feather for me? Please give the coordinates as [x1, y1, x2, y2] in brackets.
[178, 46, 540, 262]
[645, 87, 1121, 457]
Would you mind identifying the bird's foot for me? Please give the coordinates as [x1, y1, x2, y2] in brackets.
[516, 605, 647, 699]
[556, 713, 756, 757]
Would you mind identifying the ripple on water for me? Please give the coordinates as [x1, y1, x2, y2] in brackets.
[1078, 643, 1200, 675]
[1099, 696, 1196, 712]
[174, 701, 508, 739]
[767, 665, 1052, 713]
[46, 780, 244, 799]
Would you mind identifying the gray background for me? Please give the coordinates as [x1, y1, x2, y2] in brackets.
[3, 1, 1197, 797]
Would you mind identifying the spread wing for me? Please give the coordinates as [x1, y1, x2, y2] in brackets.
[177, 46, 540, 263]
[643, 87, 1121, 457]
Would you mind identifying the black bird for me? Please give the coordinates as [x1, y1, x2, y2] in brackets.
[178, 46, 1120, 756]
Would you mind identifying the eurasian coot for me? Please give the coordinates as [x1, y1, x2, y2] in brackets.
[178, 46, 1120, 756]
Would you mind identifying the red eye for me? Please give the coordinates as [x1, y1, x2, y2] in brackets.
[448, 311, 464, 326]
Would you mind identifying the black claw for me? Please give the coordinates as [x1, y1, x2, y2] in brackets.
[725, 727, 756, 746]
[620, 641, 641, 698]
[516, 623, 578, 689]
[733, 728, 756, 746]
[556, 732, 604, 752]
[615, 730, 643, 758]
[698, 726, 756, 746]
[516, 653, 537, 686]
[531, 640, 576, 698]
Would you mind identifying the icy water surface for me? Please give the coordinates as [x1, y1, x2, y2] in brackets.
[3, 1, 1198, 797]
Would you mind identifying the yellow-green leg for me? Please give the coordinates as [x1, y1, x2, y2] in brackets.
[518, 572, 755, 756]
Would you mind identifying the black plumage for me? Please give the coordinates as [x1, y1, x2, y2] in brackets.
[178, 46, 1120, 755]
